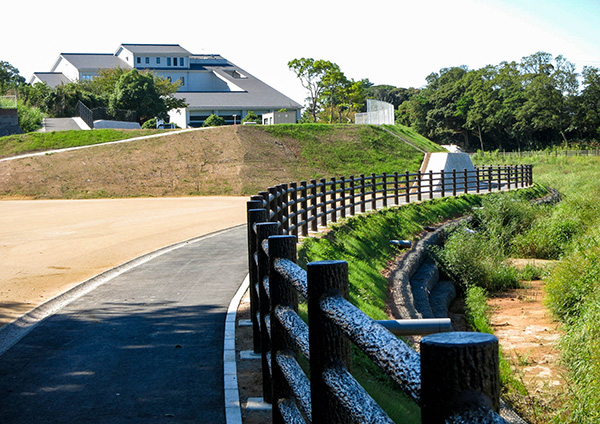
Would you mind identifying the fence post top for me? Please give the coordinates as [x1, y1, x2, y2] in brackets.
[269, 234, 297, 241]
[255, 221, 278, 228]
[422, 331, 497, 347]
[307, 260, 347, 267]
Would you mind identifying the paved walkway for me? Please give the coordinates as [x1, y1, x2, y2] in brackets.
[0, 225, 248, 423]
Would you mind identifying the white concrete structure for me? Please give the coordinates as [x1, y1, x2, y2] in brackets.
[355, 99, 395, 125]
[261, 111, 297, 125]
[31, 44, 302, 127]
[420, 152, 478, 191]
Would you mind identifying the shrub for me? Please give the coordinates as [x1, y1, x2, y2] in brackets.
[203, 114, 225, 127]
[141, 118, 156, 129]
[17, 100, 45, 132]
[430, 227, 519, 292]
[241, 111, 261, 124]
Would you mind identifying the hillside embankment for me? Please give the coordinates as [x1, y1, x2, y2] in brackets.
[0, 125, 428, 199]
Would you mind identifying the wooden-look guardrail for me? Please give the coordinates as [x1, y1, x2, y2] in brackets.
[246, 164, 530, 423]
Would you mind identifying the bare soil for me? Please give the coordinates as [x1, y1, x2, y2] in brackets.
[488, 259, 566, 421]
[0, 127, 306, 199]
[0, 196, 247, 326]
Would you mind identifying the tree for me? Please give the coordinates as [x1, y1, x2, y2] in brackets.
[203, 114, 225, 127]
[242, 111, 261, 124]
[109, 69, 167, 124]
[0, 61, 25, 94]
[572, 66, 600, 140]
[288, 58, 340, 123]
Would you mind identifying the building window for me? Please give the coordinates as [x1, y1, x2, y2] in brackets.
[167, 57, 172, 66]
[136, 57, 141, 64]
[174, 57, 178, 66]
[156, 57, 161, 64]
[145, 57, 149, 64]
[180, 58, 185, 67]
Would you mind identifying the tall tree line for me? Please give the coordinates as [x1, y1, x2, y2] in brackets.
[398, 52, 600, 151]
[290, 52, 600, 151]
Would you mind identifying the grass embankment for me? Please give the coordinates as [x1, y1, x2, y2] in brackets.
[0, 124, 435, 199]
[297, 195, 486, 423]
[0, 129, 172, 159]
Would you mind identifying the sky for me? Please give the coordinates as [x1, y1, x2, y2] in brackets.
[3, 0, 600, 105]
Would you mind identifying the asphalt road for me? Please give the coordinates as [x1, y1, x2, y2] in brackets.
[0, 225, 248, 423]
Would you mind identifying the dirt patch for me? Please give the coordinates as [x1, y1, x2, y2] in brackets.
[0, 197, 247, 327]
[488, 276, 566, 420]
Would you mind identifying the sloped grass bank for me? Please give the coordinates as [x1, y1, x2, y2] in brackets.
[0, 129, 171, 158]
[296, 186, 547, 422]
[297, 194, 486, 422]
[261, 124, 426, 179]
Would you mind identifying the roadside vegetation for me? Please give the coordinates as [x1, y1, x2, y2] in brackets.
[446, 154, 600, 423]
[296, 155, 600, 423]
[297, 194, 487, 422]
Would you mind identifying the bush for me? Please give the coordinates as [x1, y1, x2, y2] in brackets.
[241, 111, 261, 124]
[430, 227, 519, 292]
[203, 114, 225, 127]
[141, 118, 156, 129]
[17, 101, 45, 132]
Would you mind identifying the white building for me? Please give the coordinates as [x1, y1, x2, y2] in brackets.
[30, 44, 302, 127]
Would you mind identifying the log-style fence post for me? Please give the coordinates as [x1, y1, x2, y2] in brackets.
[394, 171, 400, 205]
[417, 170, 422, 201]
[476, 167, 481, 194]
[307, 260, 352, 424]
[452, 169, 457, 197]
[259, 190, 270, 219]
[311, 179, 318, 232]
[360, 174, 366, 213]
[330, 177, 337, 223]
[269, 186, 279, 224]
[300, 181, 308, 237]
[487, 166, 492, 193]
[429, 170, 434, 199]
[320, 178, 327, 228]
[497, 166, 502, 191]
[290, 182, 298, 236]
[440, 170, 446, 198]
[382, 172, 388, 208]
[405, 171, 411, 203]
[421, 332, 501, 424]
[247, 204, 267, 353]
[269, 235, 299, 424]
[371, 173, 377, 211]
[349, 176, 356, 216]
[463, 168, 468, 194]
[255, 222, 279, 404]
[340, 176, 346, 219]
[281, 183, 289, 234]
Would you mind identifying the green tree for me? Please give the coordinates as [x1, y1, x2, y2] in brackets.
[203, 114, 225, 127]
[0, 61, 25, 94]
[242, 111, 261, 124]
[288, 58, 339, 123]
[573, 66, 600, 140]
[109, 69, 166, 124]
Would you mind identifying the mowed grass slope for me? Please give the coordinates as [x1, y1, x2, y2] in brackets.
[0, 124, 438, 199]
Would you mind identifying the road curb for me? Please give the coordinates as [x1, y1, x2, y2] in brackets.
[224, 274, 249, 424]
